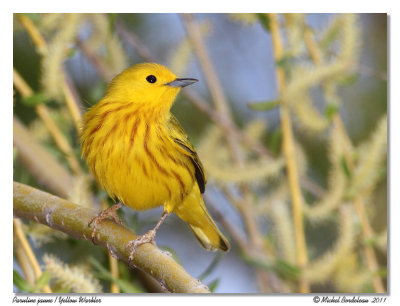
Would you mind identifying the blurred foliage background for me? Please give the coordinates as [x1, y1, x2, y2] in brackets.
[13, 13, 387, 293]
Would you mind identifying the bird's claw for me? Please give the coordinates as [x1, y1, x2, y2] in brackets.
[88, 216, 101, 244]
[128, 230, 156, 261]
[88, 203, 124, 244]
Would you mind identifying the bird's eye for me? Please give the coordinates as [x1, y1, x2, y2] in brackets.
[146, 75, 157, 83]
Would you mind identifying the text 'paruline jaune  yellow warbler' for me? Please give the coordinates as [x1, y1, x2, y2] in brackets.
[81, 63, 229, 257]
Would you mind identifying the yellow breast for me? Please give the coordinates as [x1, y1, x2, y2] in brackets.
[81, 102, 195, 211]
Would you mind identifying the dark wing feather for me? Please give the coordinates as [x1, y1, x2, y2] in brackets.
[167, 114, 206, 193]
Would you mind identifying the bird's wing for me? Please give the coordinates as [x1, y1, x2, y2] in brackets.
[167, 114, 206, 193]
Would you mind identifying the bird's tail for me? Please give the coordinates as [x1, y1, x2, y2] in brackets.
[173, 185, 230, 252]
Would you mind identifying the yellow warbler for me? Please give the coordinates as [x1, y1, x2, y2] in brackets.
[81, 63, 229, 256]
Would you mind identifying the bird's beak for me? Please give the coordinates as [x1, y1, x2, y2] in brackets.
[165, 78, 198, 88]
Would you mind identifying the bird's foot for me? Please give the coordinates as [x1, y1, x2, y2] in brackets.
[127, 229, 156, 261]
[88, 202, 124, 243]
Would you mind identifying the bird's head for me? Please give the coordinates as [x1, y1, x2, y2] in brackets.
[103, 63, 198, 113]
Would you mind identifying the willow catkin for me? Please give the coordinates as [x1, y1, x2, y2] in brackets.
[41, 14, 81, 100]
[284, 13, 305, 57]
[198, 124, 285, 183]
[228, 13, 258, 25]
[291, 93, 330, 134]
[304, 205, 354, 283]
[304, 123, 348, 221]
[349, 114, 387, 196]
[86, 14, 128, 76]
[43, 254, 102, 293]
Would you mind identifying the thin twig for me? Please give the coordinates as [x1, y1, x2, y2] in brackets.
[13, 182, 210, 294]
[76, 39, 115, 82]
[268, 13, 309, 293]
[115, 22, 155, 62]
[355, 64, 387, 81]
[204, 194, 247, 250]
[61, 76, 84, 133]
[14, 234, 35, 286]
[108, 249, 120, 293]
[181, 15, 234, 126]
[16, 14, 47, 53]
[13, 219, 52, 293]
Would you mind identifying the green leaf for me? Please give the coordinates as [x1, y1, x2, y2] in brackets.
[363, 283, 375, 293]
[376, 268, 387, 278]
[276, 55, 292, 69]
[256, 13, 270, 31]
[240, 252, 299, 280]
[364, 236, 376, 247]
[319, 22, 341, 50]
[239, 251, 273, 270]
[89, 82, 107, 103]
[338, 73, 359, 86]
[378, 166, 387, 182]
[275, 54, 293, 78]
[33, 271, 51, 292]
[325, 103, 339, 119]
[52, 287, 71, 293]
[13, 270, 34, 292]
[108, 13, 118, 33]
[88, 257, 110, 278]
[67, 48, 77, 58]
[89, 257, 142, 293]
[274, 259, 299, 279]
[109, 276, 142, 293]
[269, 129, 282, 155]
[207, 279, 220, 293]
[22, 92, 49, 107]
[13, 147, 18, 162]
[248, 100, 279, 112]
[341, 156, 352, 179]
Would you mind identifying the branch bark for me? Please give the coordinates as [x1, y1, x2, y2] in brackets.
[13, 182, 210, 294]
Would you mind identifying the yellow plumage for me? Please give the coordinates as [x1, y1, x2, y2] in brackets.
[81, 63, 229, 252]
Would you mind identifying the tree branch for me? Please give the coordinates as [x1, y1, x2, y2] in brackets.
[13, 182, 210, 294]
